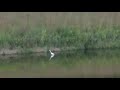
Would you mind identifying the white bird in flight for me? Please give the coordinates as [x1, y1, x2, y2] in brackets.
[49, 50, 55, 60]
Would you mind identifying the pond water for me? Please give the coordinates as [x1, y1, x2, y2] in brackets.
[0, 49, 120, 78]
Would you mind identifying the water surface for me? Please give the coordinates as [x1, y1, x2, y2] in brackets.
[0, 49, 120, 78]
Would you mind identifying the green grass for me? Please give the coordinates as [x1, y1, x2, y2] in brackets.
[0, 25, 120, 52]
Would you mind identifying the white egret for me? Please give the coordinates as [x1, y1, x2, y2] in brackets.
[49, 50, 55, 60]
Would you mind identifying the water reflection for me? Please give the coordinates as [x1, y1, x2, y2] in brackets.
[0, 49, 120, 77]
[49, 55, 54, 60]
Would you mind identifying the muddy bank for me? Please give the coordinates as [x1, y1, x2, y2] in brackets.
[0, 48, 60, 55]
[0, 47, 80, 55]
[0, 47, 61, 55]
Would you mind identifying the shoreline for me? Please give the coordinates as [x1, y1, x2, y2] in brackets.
[0, 47, 120, 55]
[0, 47, 67, 55]
[0, 48, 58, 55]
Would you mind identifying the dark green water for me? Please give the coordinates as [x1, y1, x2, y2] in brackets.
[0, 49, 120, 78]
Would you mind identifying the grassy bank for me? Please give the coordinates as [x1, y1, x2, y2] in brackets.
[0, 12, 120, 54]
[0, 25, 120, 54]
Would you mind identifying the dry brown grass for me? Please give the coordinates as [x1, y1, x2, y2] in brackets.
[0, 12, 120, 30]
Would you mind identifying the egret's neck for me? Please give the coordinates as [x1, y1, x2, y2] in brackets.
[49, 50, 52, 53]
